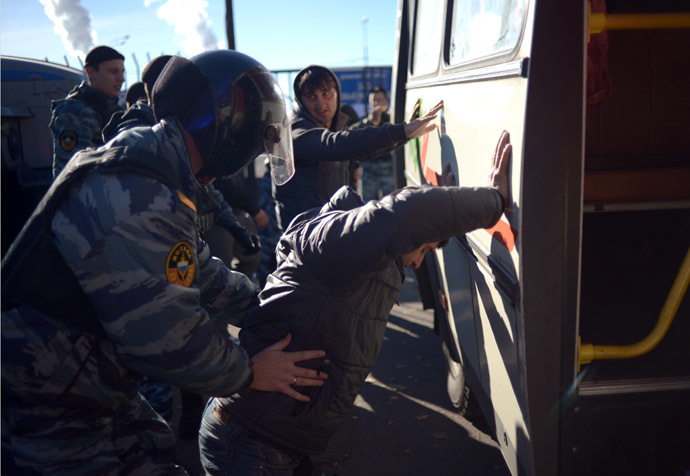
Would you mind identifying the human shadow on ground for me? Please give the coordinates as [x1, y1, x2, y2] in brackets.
[313, 309, 510, 476]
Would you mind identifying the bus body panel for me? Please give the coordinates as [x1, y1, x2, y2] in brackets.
[1, 56, 84, 171]
[393, 0, 690, 474]
[402, 67, 532, 473]
[1, 56, 84, 253]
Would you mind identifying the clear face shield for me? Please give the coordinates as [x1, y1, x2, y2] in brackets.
[260, 116, 294, 186]
[258, 82, 295, 185]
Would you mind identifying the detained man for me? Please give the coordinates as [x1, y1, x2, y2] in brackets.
[199, 130, 513, 476]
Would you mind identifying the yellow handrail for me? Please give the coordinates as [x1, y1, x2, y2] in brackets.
[588, 3, 690, 41]
[579, 244, 690, 366]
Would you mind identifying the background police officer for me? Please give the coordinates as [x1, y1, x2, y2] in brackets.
[49, 45, 125, 177]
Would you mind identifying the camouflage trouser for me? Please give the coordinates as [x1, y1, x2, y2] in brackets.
[2, 393, 187, 475]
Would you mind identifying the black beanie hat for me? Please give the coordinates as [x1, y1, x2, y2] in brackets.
[125, 82, 146, 106]
[151, 56, 215, 160]
[84, 46, 124, 68]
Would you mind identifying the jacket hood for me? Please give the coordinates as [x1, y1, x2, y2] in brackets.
[322, 185, 364, 212]
[293, 65, 345, 132]
[285, 185, 364, 235]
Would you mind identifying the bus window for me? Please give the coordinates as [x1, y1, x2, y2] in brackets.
[411, 0, 445, 76]
[449, 0, 526, 65]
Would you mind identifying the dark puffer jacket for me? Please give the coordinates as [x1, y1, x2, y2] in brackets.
[273, 65, 408, 229]
[217, 184, 504, 455]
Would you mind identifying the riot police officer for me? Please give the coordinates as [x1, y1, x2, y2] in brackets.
[1, 50, 320, 475]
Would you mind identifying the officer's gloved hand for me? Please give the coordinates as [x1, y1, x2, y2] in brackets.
[226, 222, 262, 255]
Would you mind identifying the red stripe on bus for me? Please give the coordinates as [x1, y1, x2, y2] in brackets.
[484, 219, 518, 252]
[424, 167, 440, 185]
[420, 133, 440, 185]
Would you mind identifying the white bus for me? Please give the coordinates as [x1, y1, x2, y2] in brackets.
[1, 56, 84, 253]
[390, 1, 690, 475]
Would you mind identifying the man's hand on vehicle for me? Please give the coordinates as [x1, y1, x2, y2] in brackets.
[488, 130, 512, 206]
[404, 100, 443, 139]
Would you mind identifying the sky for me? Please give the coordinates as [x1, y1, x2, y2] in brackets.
[1, 0, 400, 87]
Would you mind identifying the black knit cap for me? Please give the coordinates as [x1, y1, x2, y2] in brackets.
[125, 82, 146, 106]
[84, 45, 124, 67]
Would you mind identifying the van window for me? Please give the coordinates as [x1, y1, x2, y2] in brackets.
[412, 0, 445, 76]
[449, 0, 526, 65]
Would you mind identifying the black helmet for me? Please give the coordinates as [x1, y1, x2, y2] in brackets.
[151, 50, 294, 184]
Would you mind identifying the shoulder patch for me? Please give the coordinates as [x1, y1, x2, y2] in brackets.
[176, 190, 197, 213]
[166, 241, 196, 287]
[59, 130, 78, 151]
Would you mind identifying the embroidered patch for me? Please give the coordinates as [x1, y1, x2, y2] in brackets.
[59, 130, 78, 152]
[166, 241, 195, 287]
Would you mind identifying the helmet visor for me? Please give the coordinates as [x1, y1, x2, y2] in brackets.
[261, 116, 294, 186]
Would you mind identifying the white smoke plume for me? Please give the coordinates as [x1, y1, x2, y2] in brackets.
[145, 0, 220, 56]
[40, 0, 96, 58]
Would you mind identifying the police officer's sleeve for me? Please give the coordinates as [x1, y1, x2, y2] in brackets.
[196, 238, 259, 323]
[50, 102, 103, 178]
[52, 172, 253, 396]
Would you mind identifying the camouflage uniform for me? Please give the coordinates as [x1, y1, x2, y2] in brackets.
[50, 81, 122, 178]
[1, 118, 258, 474]
[101, 100, 254, 426]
